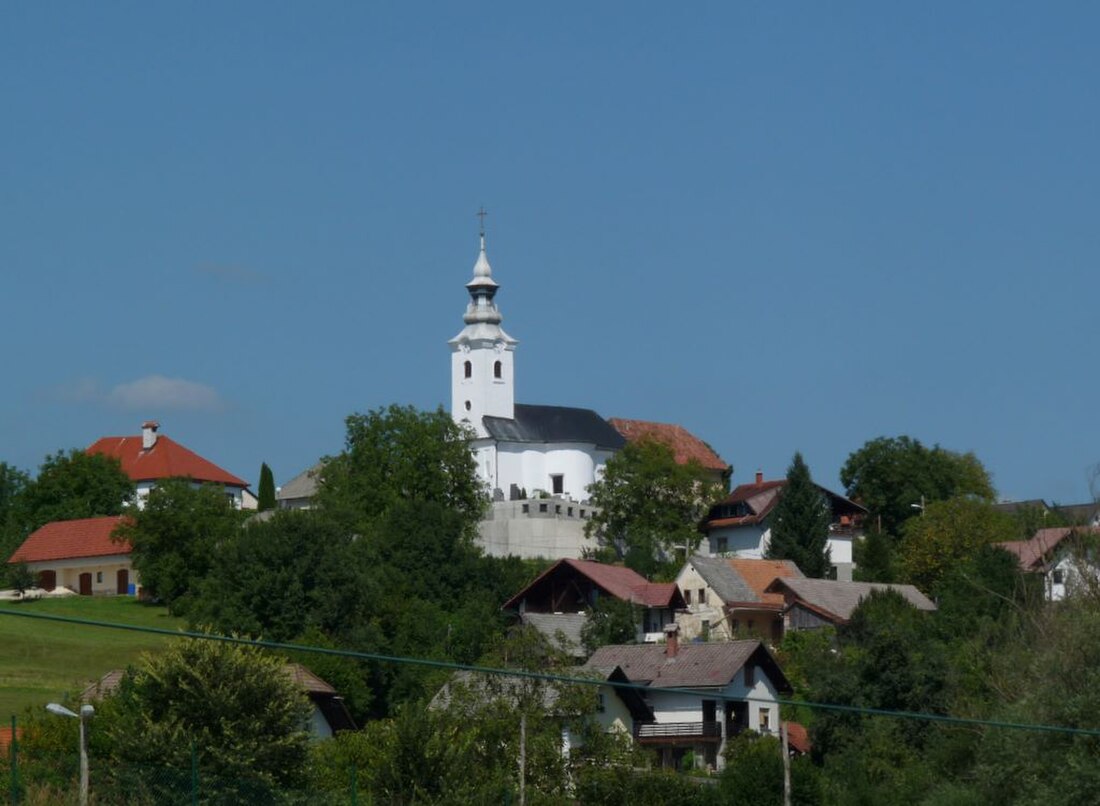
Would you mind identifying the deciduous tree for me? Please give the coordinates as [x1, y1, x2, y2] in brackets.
[19, 450, 133, 531]
[585, 438, 725, 578]
[898, 497, 1016, 590]
[840, 436, 994, 536]
[115, 478, 244, 613]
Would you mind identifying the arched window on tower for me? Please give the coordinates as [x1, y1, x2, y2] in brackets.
[494, 360, 502, 379]
[464, 361, 472, 379]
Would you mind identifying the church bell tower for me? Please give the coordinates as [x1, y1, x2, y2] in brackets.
[449, 215, 517, 437]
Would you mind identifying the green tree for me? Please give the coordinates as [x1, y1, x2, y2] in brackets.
[585, 437, 726, 578]
[853, 525, 897, 582]
[115, 478, 244, 613]
[581, 596, 638, 654]
[19, 449, 134, 531]
[0, 461, 30, 558]
[4, 561, 36, 596]
[765, 452, 831, 578]
[840, 436, 995, 536]
[102, 638, 311, 799]
[257, 461, 276, 511]
[898, 497, 1016, 590]
[316, 404, 485, 533]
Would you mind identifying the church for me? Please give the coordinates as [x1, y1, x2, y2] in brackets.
[450, 227, 728, 559]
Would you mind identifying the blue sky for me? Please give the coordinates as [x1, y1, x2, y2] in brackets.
[2, 2, 1097, 504]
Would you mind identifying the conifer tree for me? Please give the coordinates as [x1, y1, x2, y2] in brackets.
[258, 462, 276, 511]
[765, 452, 831, 577]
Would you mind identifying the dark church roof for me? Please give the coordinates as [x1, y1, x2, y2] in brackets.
[483, 404, 626, 450]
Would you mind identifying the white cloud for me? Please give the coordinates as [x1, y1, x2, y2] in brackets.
[106, 375, 224, 412]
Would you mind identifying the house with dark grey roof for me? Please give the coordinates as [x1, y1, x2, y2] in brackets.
[764, 577, 936, 630]
[582, 627, 792, 771]
[675, 556, 804, 643]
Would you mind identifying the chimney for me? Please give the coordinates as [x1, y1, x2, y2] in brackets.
[664, 623, 680, 657]
[755, 470, 763, 486]
[141, 421, 159, 450]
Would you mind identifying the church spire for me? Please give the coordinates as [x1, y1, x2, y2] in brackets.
[464, 209, 501, 324]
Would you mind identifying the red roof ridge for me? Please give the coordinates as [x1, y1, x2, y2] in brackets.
[87, 433, 247, 488]
[607, 417, 727, 471]
[8, 515, 132, 564]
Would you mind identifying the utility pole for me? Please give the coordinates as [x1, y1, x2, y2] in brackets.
[781, 721, 792, 806]
[518, 712, 527, 806]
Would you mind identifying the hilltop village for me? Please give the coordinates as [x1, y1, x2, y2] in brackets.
[2, 234, 1099, 804]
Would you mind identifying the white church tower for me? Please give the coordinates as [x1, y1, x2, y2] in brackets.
[449, 219, 517, 438]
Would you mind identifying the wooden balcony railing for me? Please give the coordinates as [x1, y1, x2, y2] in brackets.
[634, 721, 722, 739]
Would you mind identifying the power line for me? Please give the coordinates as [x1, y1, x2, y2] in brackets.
[2, 607, 1098, 738]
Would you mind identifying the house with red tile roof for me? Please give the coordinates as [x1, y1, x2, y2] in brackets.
[607, 418, 730, 484]
[997, 526, 1100, 601]
[675, 556, 805, 643]
[503, 558, 686, 645]
[87, 421, 252, 510]
[7, 515, 137, 596]
[701, 471, 867, 581]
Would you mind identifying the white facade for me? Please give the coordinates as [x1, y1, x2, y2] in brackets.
[472, 440, 612, 503]
[133, 479, 246, 510]
[703, 524, 855, 581]
[24, 554, 137, 596]
[449, 233, 517, 439]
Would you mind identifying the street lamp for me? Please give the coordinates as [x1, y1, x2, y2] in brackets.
[45, 703, 94, 806]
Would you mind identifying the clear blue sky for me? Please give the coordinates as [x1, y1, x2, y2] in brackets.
[2, 2, 1097, 504]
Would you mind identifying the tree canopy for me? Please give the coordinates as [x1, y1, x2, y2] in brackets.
[19, 449, 134, 531]
[765, 452, 831, 578]
[316, 404, 485, 533]
[898, 497, 1017, 590]
[116, 478, 245, 613]
[585, 437, 726, 578]
[840, 436, 995, 535]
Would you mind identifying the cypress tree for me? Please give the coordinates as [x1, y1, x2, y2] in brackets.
[765, 452, 831, 577]
[258, 462, 276, 512]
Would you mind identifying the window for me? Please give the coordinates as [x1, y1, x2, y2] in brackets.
[698, 588, 706, 605]
[685, 590, 692, 606]
[1053, 568, 1066, 585]
[551, 474, 564, 495]
[539, 503, 548, 513]
[580, 509, 586, 518]
[568, 507, 574, 517]
[596, 692, 606, 713]
[96, 572, 103, 584]
[522, 503, 529, 514]
[745, 664, 755, 687]
[701, 619, 710, 640]
[463, 360, 472, 379]
[732, 618, 740, 632]
[758, 707, 771, 732]
[716, 537, 728, 553]
[494, 360, 502, 379]
[464, 400, 471, 411]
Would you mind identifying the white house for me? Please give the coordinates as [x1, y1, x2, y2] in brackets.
[998, 526, 1100, 601]
[582, 627, 792, 771]
[87, 421, 251, 509]
[700, 472, 866, 581]
[7, 515, 137, 596]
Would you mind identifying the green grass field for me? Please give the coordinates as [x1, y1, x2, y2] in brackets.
[0, 596, 185, 720]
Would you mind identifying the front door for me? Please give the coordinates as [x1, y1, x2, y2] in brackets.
[117, 569, 129, 595]
[38, 570, 56, 591]
[79, 573, 92, 596]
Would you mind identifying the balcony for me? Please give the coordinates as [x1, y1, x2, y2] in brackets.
[633, 721, 722, 741]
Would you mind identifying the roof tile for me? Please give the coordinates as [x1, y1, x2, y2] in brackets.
[87, 434, 247, 487]
[607, 418, 727, 471]
[8, 516, 130, 564]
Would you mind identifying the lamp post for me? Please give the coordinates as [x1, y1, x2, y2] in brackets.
[45, 703, 94, 806]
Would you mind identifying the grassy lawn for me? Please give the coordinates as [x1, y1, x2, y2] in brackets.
[0, 596, 185, 720]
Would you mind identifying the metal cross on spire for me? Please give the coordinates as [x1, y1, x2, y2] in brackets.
[476, 206, 488, 238]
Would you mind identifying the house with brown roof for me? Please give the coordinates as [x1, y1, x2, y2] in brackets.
[82, 663, 356, 739]
[701, 471, 867, 581]
[582, 627, 792, 771]
[7, 515, 136, 596]
[997, 526, 1100, 601]
[764, 577, 936, 631]
[502, 558, 686, 645]
[88, 421, 252, 510]
[675, 556, 804, 643]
